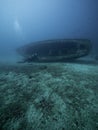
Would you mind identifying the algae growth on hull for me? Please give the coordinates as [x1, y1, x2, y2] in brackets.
[0, 62, 98, 130]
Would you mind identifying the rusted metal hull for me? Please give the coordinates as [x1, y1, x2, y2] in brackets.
[16, 39, 92, 62]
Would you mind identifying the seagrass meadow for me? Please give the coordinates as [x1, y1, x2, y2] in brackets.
[0, 61, 98, 130]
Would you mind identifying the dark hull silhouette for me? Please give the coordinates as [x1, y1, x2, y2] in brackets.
[16, 39, 92, 62]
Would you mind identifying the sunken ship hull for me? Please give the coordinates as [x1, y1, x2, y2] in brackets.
[17, 39, 92, 62]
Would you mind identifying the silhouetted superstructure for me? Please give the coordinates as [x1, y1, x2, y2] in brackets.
[17, 39, 92, 62]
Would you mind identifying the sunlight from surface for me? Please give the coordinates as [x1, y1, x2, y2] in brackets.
[14, 18, 22, 33]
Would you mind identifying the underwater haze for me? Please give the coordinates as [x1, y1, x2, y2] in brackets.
[0, 1, 98, 130]
[0, 0, 98, 63]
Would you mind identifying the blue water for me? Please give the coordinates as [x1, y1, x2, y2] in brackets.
[0, 1, 98, 130]
[0, 0, 98, 63]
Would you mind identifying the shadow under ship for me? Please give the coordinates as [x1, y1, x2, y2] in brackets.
[16, 39, 92, 62]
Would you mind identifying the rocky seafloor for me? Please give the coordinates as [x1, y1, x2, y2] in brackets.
[0, 61, 98, 130]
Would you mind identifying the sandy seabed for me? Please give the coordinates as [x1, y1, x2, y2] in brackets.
[0, 61, 98, 130]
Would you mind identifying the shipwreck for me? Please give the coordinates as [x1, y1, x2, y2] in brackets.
[16, 39, 92, 62]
